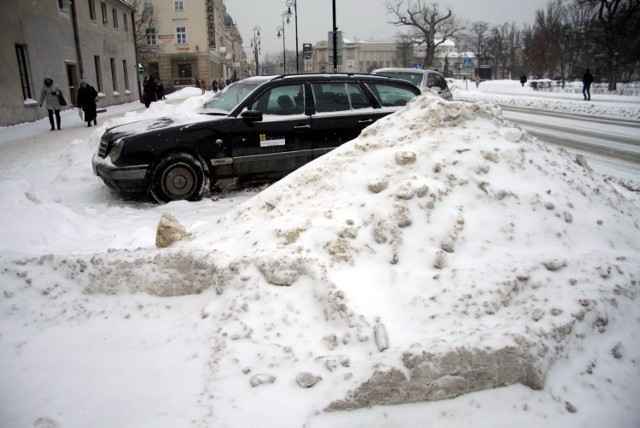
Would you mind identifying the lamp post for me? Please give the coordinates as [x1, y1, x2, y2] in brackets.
[285, 0, 299, 73]
[251, 26, 261, 76]
[277, 9, 288, 74]
[277, 25, 285, 73]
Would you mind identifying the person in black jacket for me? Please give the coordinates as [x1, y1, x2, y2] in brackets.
[143, 76, 158, 108]
[77, 79, 99, 127]
[582, 69, 594, 101]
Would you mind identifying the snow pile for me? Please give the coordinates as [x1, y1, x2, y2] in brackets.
[5, 94, 637, 425]
[451, 79, 640, 120]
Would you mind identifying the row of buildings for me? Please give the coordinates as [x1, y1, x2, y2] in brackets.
[2, 0, 475, 127]
[1, 0, 246, 126]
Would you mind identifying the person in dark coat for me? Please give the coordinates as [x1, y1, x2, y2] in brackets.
[77, 79, 99, 127]
[156, 79, 166, 100]
[212, 79, 218, 93]
[520, 74, 527, 87]
[143, 76, 158, 108]
[582, 68, 594, 101]
[39, 77, 64, 130]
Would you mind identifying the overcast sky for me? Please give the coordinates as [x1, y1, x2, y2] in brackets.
[226, 0, 550, 56]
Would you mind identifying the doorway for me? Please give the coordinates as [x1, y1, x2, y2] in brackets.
[66, 63, 79, 106]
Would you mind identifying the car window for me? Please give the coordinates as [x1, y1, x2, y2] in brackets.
[374, 71, 423, 86]
[431, 73, 447, 90]
[366, 83, 417, 107]
[347, 84, 371, 109]
[312, 83, 372, 112]
[249, 84, 305, 115]
[202, 81, 258, 113]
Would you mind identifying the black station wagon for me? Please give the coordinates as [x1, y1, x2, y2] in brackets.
[92, 73, 421, 202]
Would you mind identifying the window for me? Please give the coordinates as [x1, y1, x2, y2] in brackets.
[123, 13, 128, 32]
[366, 83, 417, 107]
[122, 60, 130, 90]
[249, 84, 305, 115]
[88, 0, 96, 21]
[177, 63, 192, 78]
[143, 0, 153, 11]
[110, 58, 118, 91]
[112, 8, 118, 29]
[15, 45, 32, 100]
[312, 83, 350, 113]
[174, 0, 184, 11]
[58, 0, 65, 10]
[176, 26, 187, 45]
[94, 55, 102, 92]
[146, 27, 156, 45]
[101, 2, 108, 25]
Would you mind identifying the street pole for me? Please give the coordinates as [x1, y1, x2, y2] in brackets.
[286, 0, 299, 73]
[332, 0, 337, 73]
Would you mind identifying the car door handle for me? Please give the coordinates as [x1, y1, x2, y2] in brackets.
[293, 124, 311, 129]
[358, 119, 374, 124]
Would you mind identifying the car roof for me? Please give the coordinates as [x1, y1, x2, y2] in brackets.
[251, 73, 419, 85]
[372, 67, 444, 75]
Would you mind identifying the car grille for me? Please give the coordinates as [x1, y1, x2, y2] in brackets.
[98, 136, 110, 158]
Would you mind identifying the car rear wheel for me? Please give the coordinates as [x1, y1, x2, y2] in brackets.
[150, 153, 206, 203]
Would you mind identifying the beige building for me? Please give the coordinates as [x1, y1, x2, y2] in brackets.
[311, 36, 472, 78]
[1, 0, 138, 126]
[139, 0, 247, 90]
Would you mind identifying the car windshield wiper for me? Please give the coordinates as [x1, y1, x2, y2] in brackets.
[200, 110, 229, 116]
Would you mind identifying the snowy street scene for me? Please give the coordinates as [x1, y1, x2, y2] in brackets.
[1, 80, 639, 427]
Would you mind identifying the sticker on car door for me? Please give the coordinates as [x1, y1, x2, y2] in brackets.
[259, 134, 286, 147]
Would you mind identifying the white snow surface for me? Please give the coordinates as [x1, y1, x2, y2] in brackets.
[1, 84, 639, 428]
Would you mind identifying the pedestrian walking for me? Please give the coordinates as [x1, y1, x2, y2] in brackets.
[39, 77, 64, 130]
[582, 68, 594, 101]
[474, 74, 480, 88]
[218, 78, 225, 91]
[76, 79, 99, 127]
[212, 79, 218, 93]
[520, 74, 527, 87]
[200, 79, 206, 95]
[156, 79, 166, 100]
[143, 76, 158, 108]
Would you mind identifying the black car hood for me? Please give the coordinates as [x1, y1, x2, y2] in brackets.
[105, 113, 225, 139]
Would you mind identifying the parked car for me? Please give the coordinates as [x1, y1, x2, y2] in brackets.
[371, 67, 452, 100]
[92, 73, 421, 202]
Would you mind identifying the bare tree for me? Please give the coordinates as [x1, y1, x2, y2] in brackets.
[394, 32, 415, 67]
[469, 21, 490, 56]
[575, 0, 640, 90]
[131, 0, 161, 61]
[528, 0, 566, 78]
[386, 0, 464, 68]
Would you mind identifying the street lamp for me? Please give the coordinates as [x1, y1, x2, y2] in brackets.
[251, 26, 261, 76]
[277, 9, 288, 74]
[285, 0, 299, 73]
[277, 24, 285, 73]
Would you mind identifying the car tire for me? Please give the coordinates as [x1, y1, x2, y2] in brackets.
[150, 153, 206, 203]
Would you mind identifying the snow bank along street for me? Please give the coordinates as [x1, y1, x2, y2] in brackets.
[0, 85, 639, 427]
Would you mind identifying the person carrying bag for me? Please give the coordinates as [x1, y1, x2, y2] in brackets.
[77, 79, 99, 127]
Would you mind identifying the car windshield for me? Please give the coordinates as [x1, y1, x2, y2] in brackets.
[201, 81, 261, 114]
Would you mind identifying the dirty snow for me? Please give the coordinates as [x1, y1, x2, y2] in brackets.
[1, 84, 639, 428]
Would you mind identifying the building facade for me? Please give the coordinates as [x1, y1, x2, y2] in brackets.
[138, 0, 247, 90]
[310, 36, 474, 78]
[1, 0, 139, 126]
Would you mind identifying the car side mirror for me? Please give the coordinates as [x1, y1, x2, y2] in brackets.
[241, 110, 263, 122]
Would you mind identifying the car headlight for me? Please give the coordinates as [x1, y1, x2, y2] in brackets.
[110, 138, 125, 163]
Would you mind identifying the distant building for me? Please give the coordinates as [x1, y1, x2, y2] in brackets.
[137, 0, 247, 90]
[310, 36, 473, 77]
[1, 0, 138, 127]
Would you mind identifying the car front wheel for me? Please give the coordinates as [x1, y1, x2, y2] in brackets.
[150, 153, 206, 203]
